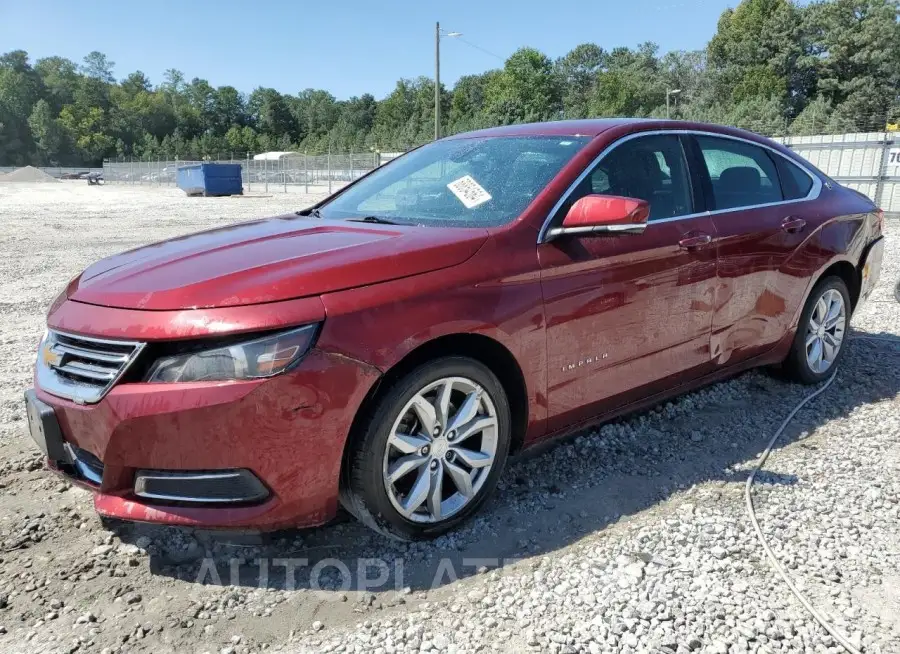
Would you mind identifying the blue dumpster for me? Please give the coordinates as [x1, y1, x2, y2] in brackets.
[177, 163, 243, 197]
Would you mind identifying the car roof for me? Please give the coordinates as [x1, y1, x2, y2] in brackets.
[443, 118, 768, 143]
[444, 119, 638, 139]
[438, 118, 816, 173]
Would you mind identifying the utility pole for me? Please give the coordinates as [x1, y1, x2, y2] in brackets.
[434, 24, 461, 140]
[435, 21, 441, 141]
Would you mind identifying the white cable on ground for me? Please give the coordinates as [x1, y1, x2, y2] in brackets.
[744, 334, 897, 654]
[744, 333, 898, 653]
[743, 370, 859, 652]
[740, 334, 898, 654]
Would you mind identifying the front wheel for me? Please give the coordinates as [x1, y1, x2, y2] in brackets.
[782, 276, 850, 384]
[340, 357, 511, 540]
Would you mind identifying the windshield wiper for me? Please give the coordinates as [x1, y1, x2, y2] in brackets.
[296, 207, 322, 218]
[347, 215, 399, 225]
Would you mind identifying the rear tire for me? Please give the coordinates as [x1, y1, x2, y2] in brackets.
[340, 357, 511, 541]
[782, 276, 850, 384]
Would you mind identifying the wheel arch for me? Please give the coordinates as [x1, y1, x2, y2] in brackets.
[339, 333, 529, 489]
[815, 260, 861, 312]
[781, 256, 861, 352]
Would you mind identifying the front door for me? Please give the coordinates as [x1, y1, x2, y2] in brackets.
[539, 133, 717, 433]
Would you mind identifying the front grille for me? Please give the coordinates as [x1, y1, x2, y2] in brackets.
[37, 330, 145, 404]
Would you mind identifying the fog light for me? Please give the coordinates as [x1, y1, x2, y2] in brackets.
[133, 469, 269, 505]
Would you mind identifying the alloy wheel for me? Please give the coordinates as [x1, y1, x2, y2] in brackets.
[382, 376, 498, 523]
[805, 288, 846, 374]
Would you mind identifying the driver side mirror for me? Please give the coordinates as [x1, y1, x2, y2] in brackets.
[545, 195, 650, 241]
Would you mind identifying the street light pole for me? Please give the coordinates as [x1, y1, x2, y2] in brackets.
[666, 88, 682, 119]
[435, 21, 441, 140]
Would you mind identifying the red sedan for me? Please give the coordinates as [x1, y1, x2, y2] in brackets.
[25, 119, 884, 540]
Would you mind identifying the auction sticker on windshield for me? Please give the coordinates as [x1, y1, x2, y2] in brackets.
[447, 175, 492, 209]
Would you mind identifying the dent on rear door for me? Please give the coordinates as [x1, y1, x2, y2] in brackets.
[710, 204, 810, 365]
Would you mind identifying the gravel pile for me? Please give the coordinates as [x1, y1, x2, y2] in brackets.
[0, 166, 59, 183]
[0, 184, 897, 654]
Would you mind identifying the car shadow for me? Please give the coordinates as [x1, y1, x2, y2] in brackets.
[112, 330, 900, 598]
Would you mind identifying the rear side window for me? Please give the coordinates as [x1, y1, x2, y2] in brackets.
[775, 157, 814, 200]
[696, 136, 783, 210]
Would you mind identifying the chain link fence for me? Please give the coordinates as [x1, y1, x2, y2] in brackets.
[102, 152, 404, 195]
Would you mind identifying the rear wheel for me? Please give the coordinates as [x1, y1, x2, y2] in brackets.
[341, 357, 510, 540]
[782, 276, 850, 384]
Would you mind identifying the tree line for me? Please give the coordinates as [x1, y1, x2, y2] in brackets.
[1, 0, 898, 167]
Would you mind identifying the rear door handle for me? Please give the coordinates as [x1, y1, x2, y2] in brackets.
[782, 217, 806, 233]
[678, 233, 712, 250]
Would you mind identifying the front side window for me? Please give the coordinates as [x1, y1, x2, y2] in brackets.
[318, 136, 590, 228]
[558, 134, 694, 222]
[696, 135, 783, 210]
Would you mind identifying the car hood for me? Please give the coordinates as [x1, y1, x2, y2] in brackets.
[68, 215, 488, 310]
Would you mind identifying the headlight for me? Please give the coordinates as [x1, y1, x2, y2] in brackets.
[145, 325, 319, 383]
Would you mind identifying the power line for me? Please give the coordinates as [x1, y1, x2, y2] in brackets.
[452, 36, 506, 62]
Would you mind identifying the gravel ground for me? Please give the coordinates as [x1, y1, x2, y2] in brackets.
[0, 182, 898, 654]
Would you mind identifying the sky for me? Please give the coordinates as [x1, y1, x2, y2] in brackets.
[0, 0, 736, 99]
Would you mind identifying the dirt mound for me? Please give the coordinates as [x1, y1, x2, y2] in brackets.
[0, 165, 59, 183]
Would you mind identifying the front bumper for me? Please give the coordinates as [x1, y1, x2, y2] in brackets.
[31, 348, 380, 530]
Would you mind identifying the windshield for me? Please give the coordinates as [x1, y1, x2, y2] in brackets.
[317, 136, 591, 227]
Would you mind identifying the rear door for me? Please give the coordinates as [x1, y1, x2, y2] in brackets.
[539, 133, 718, 432]
[689, 134, 818, 366]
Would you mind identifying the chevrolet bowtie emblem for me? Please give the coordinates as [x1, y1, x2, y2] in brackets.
[41, 343, 62, 368]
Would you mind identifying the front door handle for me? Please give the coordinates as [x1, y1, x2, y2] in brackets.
[782, 217, 807, 233]
[678, 233, 712, 250]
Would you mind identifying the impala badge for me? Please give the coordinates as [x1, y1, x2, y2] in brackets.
[562, 352, 608, 372]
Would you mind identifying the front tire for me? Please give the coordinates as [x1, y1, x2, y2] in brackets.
[783, 276, 850, 384]
[341, 357, 511, 541]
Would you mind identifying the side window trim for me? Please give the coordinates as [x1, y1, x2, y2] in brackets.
[666, 135, 697, 222]
[537, 129, 824, 244]
[680, 134, 712, 214]
[767, 149, 791, 202]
